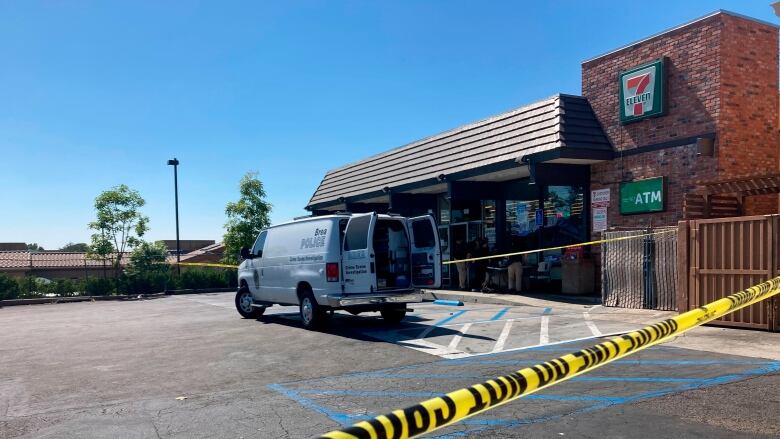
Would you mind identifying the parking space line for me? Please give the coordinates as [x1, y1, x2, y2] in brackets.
[448, 323, 472, 350]
[583, 311, 603, 336]
[539, 315, 550, 345]
[490, 307, 511, 321]
[416, 310, 468, 340]
[492, 321, 513, 353]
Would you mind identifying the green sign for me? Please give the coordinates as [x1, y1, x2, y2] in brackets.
[619, 59, 665, 123]
[620, 177, 665, 214]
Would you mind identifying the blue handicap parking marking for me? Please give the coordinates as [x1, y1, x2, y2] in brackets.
[270, 338, 780, 438]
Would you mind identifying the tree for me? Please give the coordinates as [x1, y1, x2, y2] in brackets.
[223, 172, 272, 263]
[127, 241, 169, 274]
[87, 184, 149, 274]
[26, 243, 44, 251]
[60, 242, 89, 252]
[0, 273, 19, 300]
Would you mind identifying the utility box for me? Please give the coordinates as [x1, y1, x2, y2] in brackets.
[561, 259, 595, 295]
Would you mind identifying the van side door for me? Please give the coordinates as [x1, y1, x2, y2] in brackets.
[342, 213, 377, 294]
[408, 215, 441, 288]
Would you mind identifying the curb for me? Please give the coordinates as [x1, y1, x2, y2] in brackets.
[0, 293, 165, 307]
[164, 288, 235, 295]
[421, 290, 602, 307]
[422, 290, 522, 306]
[0, 288, 236, 307]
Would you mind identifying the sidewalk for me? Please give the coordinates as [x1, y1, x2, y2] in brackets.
[422, 288, 780, 361]
[422, 288, 601, 308]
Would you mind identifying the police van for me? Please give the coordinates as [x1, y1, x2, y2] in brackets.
[234, 212, 441, 329]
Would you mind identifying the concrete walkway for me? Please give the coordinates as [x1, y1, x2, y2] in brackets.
[422, 288, 601, 307]
[423, 288, 780, 361]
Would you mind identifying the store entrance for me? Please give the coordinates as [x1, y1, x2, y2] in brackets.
[449, 221, 482, 288]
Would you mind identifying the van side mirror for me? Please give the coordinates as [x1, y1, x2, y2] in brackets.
[240, 247, 252, 260]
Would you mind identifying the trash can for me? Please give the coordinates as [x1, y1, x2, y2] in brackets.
[561, 247, 595, 295]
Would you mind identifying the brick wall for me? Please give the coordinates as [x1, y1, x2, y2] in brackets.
[718, 14, 780, 215]
[583, 12, 779, 229]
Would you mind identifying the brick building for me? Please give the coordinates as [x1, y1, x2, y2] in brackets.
[305, 10, 779, 291]
[586, 10, 779, 228]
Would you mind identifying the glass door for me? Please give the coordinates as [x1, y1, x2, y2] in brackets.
[438, 225, 451, 286]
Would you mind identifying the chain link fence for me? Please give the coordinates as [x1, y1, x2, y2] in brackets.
[601, 227, 677, 311]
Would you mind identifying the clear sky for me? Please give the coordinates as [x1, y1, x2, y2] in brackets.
[1, 1, 776, 249]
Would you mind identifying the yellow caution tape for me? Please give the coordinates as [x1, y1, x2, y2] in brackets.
[166, 230, 674, 269]
[443, 229, 676, 265]
[171, 262, 238, 269]
[317, 275, 780, 439]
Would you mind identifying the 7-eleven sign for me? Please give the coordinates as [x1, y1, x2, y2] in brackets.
[619, 59, 665, 123]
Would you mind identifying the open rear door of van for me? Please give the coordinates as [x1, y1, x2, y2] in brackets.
[342, 213, 377, 294]
[408, 215, 441, 288]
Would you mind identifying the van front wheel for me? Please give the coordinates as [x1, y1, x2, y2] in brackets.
[299, 290, 327, 329]
[380, 307, 407, 324]
[235, 287, 265, 319]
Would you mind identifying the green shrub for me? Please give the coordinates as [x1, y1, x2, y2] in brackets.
[85, 277, 115, 296]
[16, 276, 43, 298]
[0, 273, 19, 300]
[173, 268, 237, 290]
[121, 271, 170, 295]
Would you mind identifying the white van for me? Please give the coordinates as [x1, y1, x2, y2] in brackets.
[234, 212, 441, 329]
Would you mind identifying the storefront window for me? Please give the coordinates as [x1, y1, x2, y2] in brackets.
[543, 185, 586, 244]
[481, 200, 497, 249]
[437, 194, 450, 224]
[506, 199, 540, 238]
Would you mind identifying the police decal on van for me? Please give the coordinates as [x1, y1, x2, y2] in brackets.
[300, 227, 328, 249]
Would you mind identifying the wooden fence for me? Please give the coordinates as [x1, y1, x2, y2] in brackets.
[677, 215, 779, 331]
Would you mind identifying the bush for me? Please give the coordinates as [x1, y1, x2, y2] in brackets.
[121, 271, 170, 295]
[0, 273, 20, 300]
[16, 276, 42, 298]
[85, 277, 116, 296]
[31, 278, 83, 297]
[177, 268, 229, 289]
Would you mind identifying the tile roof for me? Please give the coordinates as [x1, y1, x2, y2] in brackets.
[307, 94, 611, 209]
[0, 252, 130, 270]
[167, 242, 226, 264]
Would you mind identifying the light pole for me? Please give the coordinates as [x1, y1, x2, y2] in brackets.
[167, 158, 181, 275]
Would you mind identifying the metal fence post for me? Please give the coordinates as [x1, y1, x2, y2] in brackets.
[642, 227, 656, 309]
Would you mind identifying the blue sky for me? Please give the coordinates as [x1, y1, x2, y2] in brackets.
[1, 1, 776, 249]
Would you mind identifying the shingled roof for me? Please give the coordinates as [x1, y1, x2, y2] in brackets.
[0, 252, 130, 271]
[307, 94, 611, 209]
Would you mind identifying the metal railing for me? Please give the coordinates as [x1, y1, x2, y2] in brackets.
[601, 227, 678, 310]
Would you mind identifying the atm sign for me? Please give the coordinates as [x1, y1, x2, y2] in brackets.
[619, 59, 665, 123]
[620, 177, 665, 215]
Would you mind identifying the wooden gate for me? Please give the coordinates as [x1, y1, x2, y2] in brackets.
[677, 215, 779, 331]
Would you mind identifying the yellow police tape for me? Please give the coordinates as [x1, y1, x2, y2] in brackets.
[317, 275, 780, 439]
[442, 229, 676, 265]
[166, 229, 676, 269]
[172, 262, 239, 269]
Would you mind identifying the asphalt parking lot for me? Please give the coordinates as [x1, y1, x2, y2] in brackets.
[2, 293, 780, 438]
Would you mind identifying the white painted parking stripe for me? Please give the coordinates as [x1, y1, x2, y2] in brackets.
[492, 321, 513, 353]
[448, 323, 472, 350]
[539, 315, 550, 345]
[583, 312, 603, 336]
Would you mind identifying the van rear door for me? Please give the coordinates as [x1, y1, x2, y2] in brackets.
[408, 215, 441, 288]
[342, 213, 377, 294]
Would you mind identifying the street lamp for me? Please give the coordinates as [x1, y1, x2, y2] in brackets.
[167, 158, 181, 275]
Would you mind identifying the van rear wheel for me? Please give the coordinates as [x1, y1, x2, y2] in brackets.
[380, 307, 407, 324]
[235, 287, 265, 319]
[299, 290, 327, 329]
